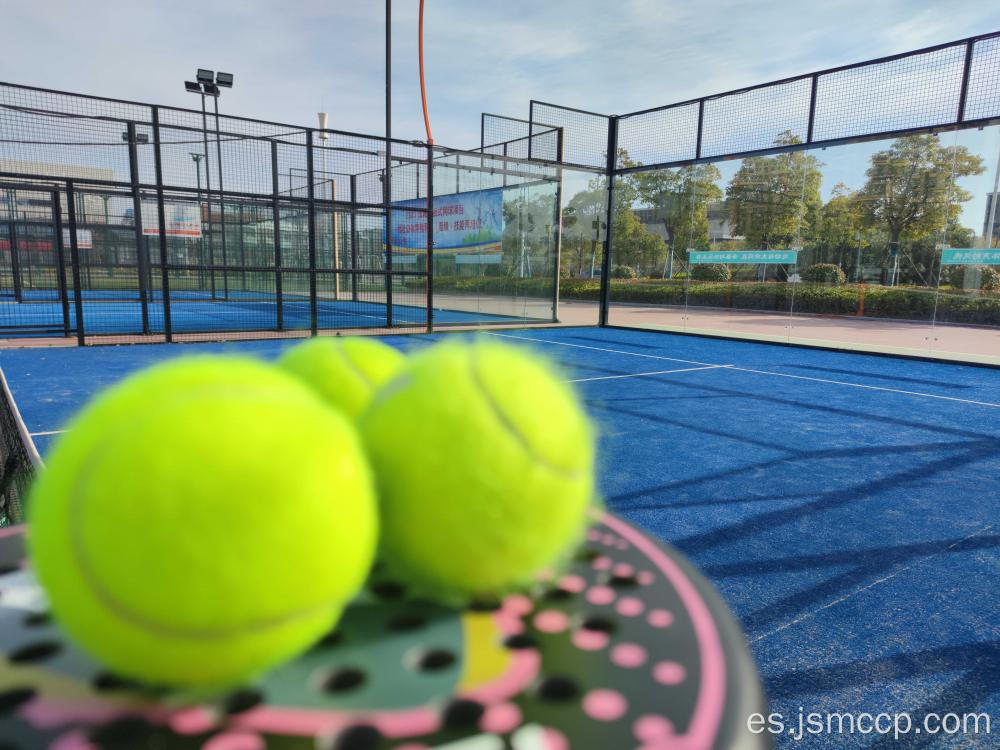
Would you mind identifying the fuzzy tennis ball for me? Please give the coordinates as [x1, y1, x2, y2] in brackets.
[360, 339, 595, 598]
[278, 337, 406, 418]
[28, 356, 378, 688]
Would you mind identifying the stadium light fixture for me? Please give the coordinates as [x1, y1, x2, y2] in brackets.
[215, 72, 234, 88]
[196, 69, 214, 85]
[185, 81, 202, 93]
[203, 82, 220, 97]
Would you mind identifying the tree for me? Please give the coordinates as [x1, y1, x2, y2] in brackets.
[633, 164, 723, 276]
[726, 131, 822, 249]
[563, 188, 606, 277]
[811, 183, 868, 271]
[855, 135, 984, 285]
[610, 207, 668, 274]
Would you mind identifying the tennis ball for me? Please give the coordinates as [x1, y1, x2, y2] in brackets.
[28, 357, 378, 688]
[360, 339, 595, 598]
[278, 337, 406, 418]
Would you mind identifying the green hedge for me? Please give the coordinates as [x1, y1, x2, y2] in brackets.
[422, 276, 1000, 326]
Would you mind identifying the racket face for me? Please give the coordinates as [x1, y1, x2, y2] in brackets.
[0, 515, 766, 749]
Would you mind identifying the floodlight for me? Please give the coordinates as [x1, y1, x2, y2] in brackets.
[185, 81, 202, 93]
[203, 83, 220, 96]
[216, 72, 234, 88]
[196, 69, 214, 84]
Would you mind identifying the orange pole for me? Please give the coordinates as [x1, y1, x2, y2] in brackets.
[418, 0, 433, 144]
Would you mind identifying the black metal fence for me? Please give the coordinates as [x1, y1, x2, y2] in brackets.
[0, 82, 565, 344]
[517, 31, 1000, 174]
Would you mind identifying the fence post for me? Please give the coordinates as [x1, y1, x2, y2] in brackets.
[350, 174, 359, 302]
[426, 144, 434, 332]
[49, 191, 71, 336]
[65, 181, 86, 345]
[126, 122, 151, 335]
[598, 116, 618, 327]
[957, 40, 975, 122]
[551, 127, 564, 322]
[151, 107, 172, 342]
[384, 154, 394, 329]
[7, 214, 22, 303]
[695, 101, 704, 160]
[271, 141, 284, 331]
[806, 75, 818, 143]
[306, 129, 318, 335]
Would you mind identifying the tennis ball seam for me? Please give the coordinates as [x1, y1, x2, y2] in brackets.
[338, 342, 375, 388]
[468, 348, 583, 480]
[66, 385, 354, 641]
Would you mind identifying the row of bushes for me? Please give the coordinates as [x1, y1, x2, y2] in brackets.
[622, 262, 1000, 290]
[422, 276, 1000, 326]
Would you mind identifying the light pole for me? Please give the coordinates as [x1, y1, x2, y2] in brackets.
[185, 70, 233, 300]
[190, 152, 212, 295]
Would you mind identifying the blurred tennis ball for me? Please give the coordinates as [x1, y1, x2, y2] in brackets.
[360, 339, 595, 599]
[278, 337, 406, 418]
[28, 356, 378, 688]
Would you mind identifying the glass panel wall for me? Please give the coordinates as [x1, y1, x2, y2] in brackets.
[429, 150, 561, 324]
[607, 125, 1000, 365]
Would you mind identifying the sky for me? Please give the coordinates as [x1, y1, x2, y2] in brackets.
[2, 0, 1000, 150]
[3, 1, 1000, 235]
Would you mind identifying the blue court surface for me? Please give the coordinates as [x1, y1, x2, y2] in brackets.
[0, 290, 532, 335]
[1, 325, 998, 748]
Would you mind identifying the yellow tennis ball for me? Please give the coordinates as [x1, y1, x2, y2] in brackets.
[360, 339, 596, 599]
[278, 336, 406, 418]
[28, 357, 378, 688]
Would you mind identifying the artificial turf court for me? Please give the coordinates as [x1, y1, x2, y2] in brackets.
[2, 326, 997, 748]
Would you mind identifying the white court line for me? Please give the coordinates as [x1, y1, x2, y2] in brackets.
[730, 366, 1000, 409]
[485, 331, 1000, 409]
[29, 430, 65, 437]
[567, 365, 732, 383]
[484, 332, 718, 367]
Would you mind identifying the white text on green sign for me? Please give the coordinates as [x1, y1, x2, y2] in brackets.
[940, 249, 1000, 266]
[688, 250, 799, 265]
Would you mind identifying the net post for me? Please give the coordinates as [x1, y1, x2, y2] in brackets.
[426, 144, 434, 333]
[151, 107, 173, 342]
[271, 140, 284, 331]
[126, 122, 151, 335]
[598, 116, 618, 327]
[306, 128, 318, 335]
[65, 180, 86, 346]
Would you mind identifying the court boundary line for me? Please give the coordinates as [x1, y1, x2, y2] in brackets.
[484, 332, 719, 367]
[567, 365, 732, 383]
[488, 330, 1000, 409]
[730, 366, 1000, 409]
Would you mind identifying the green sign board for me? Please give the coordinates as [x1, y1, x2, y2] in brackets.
[940, 249, 1000, 265]
[688, 250, 798, 265]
